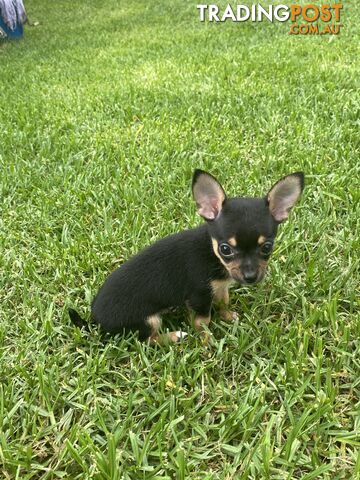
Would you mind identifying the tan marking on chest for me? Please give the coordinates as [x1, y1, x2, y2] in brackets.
[211, 278, 234, 305]
[211, 279, 233, 296]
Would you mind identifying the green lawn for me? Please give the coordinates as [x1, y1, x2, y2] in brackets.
[0, 1, 359, 478]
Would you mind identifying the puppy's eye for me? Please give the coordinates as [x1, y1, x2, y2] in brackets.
[261, 241, 273, 255]
[219, 243, 234, 257]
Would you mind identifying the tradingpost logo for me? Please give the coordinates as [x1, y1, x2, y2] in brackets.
[197, 3, 343, 35]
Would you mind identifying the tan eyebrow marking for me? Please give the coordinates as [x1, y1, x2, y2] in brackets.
[228, 236, 237, 247]
[258, 235, 266, 245]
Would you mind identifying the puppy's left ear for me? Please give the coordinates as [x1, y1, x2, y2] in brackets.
[192, 169, 226, 220]
[267, 172, 304, 222]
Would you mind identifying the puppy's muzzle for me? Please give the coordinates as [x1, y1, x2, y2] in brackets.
[230, 268, 266, 285]
[243, 270, 258, 284]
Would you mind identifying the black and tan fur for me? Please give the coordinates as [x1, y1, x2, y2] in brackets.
[69, 170, 304, 343]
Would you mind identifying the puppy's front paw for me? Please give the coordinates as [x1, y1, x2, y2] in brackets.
[220, 309, 239, 322]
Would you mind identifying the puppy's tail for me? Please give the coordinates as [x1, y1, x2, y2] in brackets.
[68, 308, 89, 330]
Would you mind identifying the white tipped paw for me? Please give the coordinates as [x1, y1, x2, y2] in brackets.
[175, 331, 188, 341]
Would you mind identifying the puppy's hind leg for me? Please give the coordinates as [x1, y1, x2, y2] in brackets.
[146, 315, 187, 345]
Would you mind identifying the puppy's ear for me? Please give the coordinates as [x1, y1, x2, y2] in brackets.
[267, 172, 304, 222]
[192, 169, 226, 220]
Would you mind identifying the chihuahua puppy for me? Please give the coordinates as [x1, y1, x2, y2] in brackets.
[69, 170, 304, 343]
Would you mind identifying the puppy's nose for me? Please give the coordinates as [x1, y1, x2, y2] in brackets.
[243, 271, 258, 284]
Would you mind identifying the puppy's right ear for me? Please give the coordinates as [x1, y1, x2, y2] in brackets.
[192, 170, 226, 220]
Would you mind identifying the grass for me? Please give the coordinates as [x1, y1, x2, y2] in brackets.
[0, 0, 359, 478]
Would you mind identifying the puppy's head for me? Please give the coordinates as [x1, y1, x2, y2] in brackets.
[192, 169, 304, 285]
